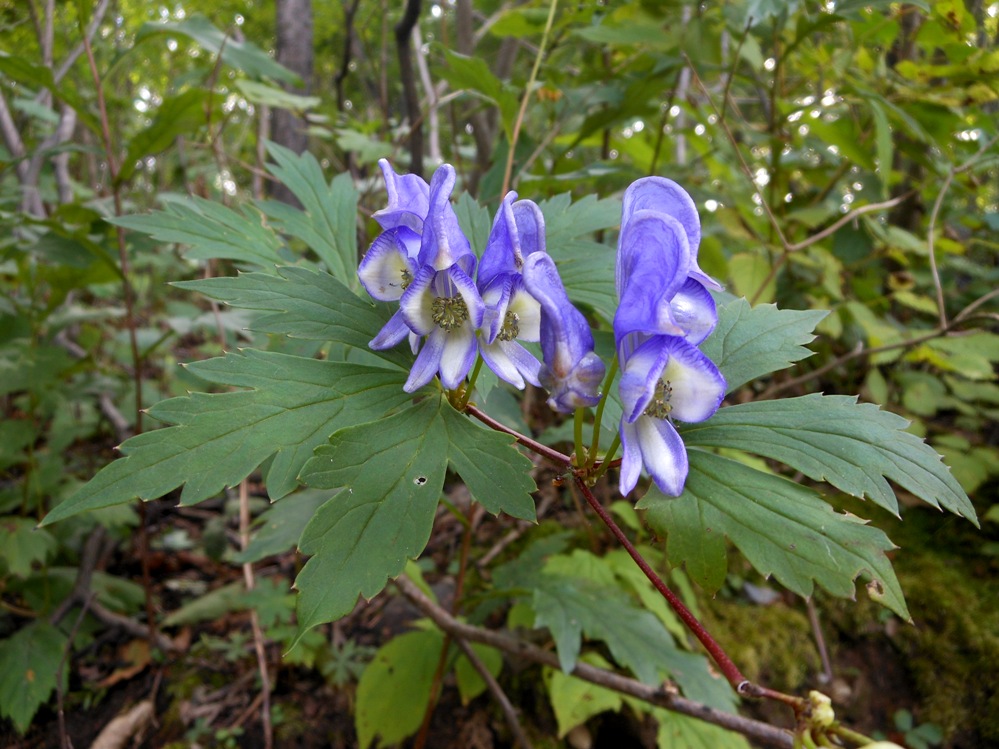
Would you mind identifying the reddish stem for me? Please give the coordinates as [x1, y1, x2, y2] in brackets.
[572, 476, 750, 691]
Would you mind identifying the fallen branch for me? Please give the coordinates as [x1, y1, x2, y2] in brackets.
[394, 576, 794, 748]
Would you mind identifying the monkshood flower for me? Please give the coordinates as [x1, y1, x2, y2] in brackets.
[615, 181, 726, 497]
[358, 162, 484, 392]
[357, 160, 429, 350]
[475, 192, 545, 389]
[523, 252, 605, 412]
[397, 164, 484, 392]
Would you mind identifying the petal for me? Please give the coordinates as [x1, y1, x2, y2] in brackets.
[438, 324, 478, 390]
[614, 210, 691, 337]
[618, 419, 644, 496]
[523, 254, 605, 411]
[405, 329, 444, 393]
[622, 176, 702, 253]
[621, 177, 723, 291]
[358, 228, 420, 301]
[446, 265, 486, 329]
[544, 350, 605, 412]
[660, 338, 726, 423]
[511, 199, 546, 259]
[399, 266, 438, 335]
[478, 192, 519, 290]
[636, 415, 688, 497]
[671, 278, 718, 345]
[418, 164, 473, 271]
[481, 279, 513, 343]
[480, 338, 542, 389]
[373, 159, 431, 233]
[507, 279, 541, 342]
[618, 336, 671, 422]
[370, 309, 413, 350]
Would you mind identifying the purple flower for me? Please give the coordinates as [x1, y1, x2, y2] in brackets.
[621, 176, 722, 292]
[396, 165, 484, 392]
[615, 178, 725, 496]
[523, 252, 605, 412]
[476, 193, 545, 389]
[358, 162, 484, 392]
[617, 335, 725, 496]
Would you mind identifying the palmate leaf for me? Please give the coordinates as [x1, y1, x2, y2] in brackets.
[175, 267, 410, 370]
[0, 622, 68, 733]
[683, 394, 977, 522]
[110, 197, 284, 269]
[296, 396, 537, 634]
[41, 352, 410, 525]
[700, 298, 828, 392]
[639, 451, 910, 619]
[258, 142, 359, 281]
[541, 192, 621, 322]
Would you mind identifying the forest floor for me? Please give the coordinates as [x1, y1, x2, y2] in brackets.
[2, 478, 997, 749]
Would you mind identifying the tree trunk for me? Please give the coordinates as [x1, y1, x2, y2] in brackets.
[270, 0, 314, 205]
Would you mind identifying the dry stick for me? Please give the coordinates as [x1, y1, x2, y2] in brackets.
[805, 598, 834, 685]
[413, 502, 479, 749]
[395, 576, 794, 749]
[453, 636, 534, 749]
[925, 133, 999, 328]
[500, 0, 558, 196]
[239, 480, 274, 749]
[81, 28, 158, 648]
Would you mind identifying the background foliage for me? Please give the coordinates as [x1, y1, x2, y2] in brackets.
[1, 0, 997, 746]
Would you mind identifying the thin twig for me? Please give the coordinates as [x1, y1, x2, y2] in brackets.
[805, 598, 834, 685]
[500, 0, 558, 195]
[466, 404, 570, 467]
[453, 636, 534, 749]
[239, 480, 273, 749]
[82, 28, 157, 647]
[394, 576, 793, 748]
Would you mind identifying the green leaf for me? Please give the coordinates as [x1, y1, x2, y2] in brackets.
[653, 708, 751, 749]
[639, 451, 910, 619]
[355, 630, 444, 749]
[536, 192, 620, 324]
[162, 581, 246, 627]
[295, 398, 449, 634]
[41, 352, 410, 525]
[532, 560, 685, 685]
[441, 403, 537, 520]
[235, 80, 321, 111]
[454, 644, 503, 705]
[728, 252, 776, 304]
[175, 267, 411, 370]
[0, 518, 58, 578]
[0, 621, 68, 733]
[133, 14, 299, 84]
[684, 394, 977, 522]
[699, 298, 827, 392]
[111, 197, 284, 268]
[869, 99, 894, 197]
[117, 89, 210, 185]
[454, 192, 493, 257]
[544, 654, 623, 738]
[233, 489, 337, 564]
[0, 53, 100, 134]
[259, 142, 359, 280]
[439, 49, 519, 141]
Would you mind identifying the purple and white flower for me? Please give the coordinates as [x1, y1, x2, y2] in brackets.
[615, 177, 726, 497]
[523, 252, 605, 412]
[476, 192, 545, 389]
